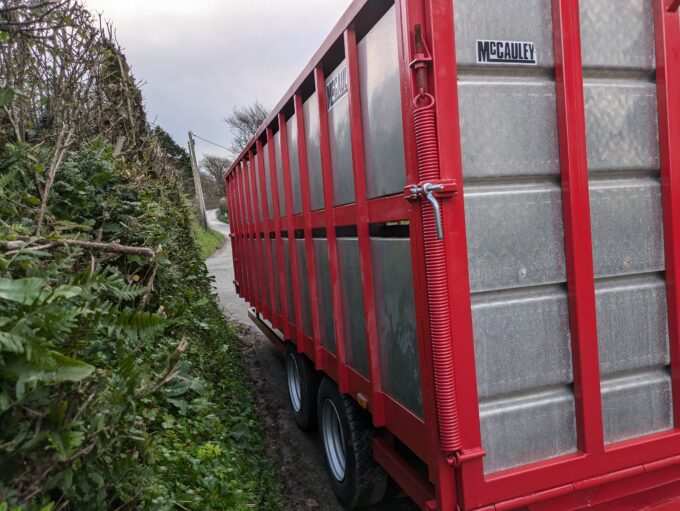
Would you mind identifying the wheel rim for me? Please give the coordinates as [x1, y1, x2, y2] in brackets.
[286, 353, 302, 413]
[321, 398, 346, 482]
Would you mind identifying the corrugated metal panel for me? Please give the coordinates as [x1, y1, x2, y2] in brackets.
[252, 155, 262, 222]
[371, 238, 422, 417]
[337, 238, 368, 377]
[584, 83, 659, 173]
[261, 238, 269, 307]
[287, 114, 302, 214]
[282, 240, 295, 325]
[458, 82, 560, 180]
[263, 142, 273, 220]
[464, 183, 567, 293]
[589, 179, 664, 278]
[274, 130, 286, 217]
[601, 369, 673, 443]
[472, 286, 572, 399]
[580, 0, 670, 445]
[303, 92, 324, 211]
[358, 6, 406, 199]
[270, 238, 281, 313]
[453, 0, 555, 68]
[595, 275, 669, 376]
[479, 388, 577, 474]
[313, 238, 335, 352]
[326, 60, 355, 206]
[295, 239, 313, 336]
[579, 0, 655, 71]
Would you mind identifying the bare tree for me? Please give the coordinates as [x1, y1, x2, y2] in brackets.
[223, 100, 268, 158]
[200, 154, 230, 196]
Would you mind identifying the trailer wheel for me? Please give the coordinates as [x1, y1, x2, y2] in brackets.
[285, 346, 319, 431]
[317, 377, 387, 509]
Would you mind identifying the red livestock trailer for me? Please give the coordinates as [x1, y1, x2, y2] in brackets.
[223, 0, 680, 509]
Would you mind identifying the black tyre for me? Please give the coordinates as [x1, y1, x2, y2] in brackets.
[285, 345, 319, 431]
[317, 377, 388, 509]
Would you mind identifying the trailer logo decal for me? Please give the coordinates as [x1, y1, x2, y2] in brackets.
[326, 65, 348, 110]
[477, 40, 537, 66]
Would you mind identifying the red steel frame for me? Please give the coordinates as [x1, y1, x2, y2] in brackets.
[223, 0, 680, 509]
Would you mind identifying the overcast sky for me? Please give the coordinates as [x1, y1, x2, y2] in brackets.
[83, 0, 352, 162]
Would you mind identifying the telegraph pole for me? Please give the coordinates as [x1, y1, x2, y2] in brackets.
[188, 131, 208, 228]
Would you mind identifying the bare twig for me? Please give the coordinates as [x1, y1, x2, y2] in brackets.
[2, 238, 162, 258]
[35, 125, 73, 236]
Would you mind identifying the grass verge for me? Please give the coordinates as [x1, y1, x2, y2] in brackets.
[192, 216, 225, 259]
[216, 211, 229, 224]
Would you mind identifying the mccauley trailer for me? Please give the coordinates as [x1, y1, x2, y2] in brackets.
[223, 0, 680, 509]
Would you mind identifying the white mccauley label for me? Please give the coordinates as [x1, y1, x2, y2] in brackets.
[476, 40, 537, 66]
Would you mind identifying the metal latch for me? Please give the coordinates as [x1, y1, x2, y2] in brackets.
[404, 179, 458, 240]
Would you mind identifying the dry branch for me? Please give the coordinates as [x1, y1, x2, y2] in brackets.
[2, 238, 162, 258]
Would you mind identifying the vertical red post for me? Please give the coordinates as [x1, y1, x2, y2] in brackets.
[295, 93, 324, 365]
[257, 139, 276, 322]
[225, 175, 239, 293]
[267, 128, 291, 337]
[344, 27, 385, 425]
[424, 0, 484, 503]
[279, 112, 304, 350]
[236, 161, 253, 304]
[243, 156, 259, 310]
[552, 0, 604, 454]
[395, 0, 456, 497]
[232, 164, 244, 297]
[655, 0, 680, 425]
[315, 66, 350, 392]
[249, 149, 266, 319]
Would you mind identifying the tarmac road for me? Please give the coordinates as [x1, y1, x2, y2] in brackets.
[205, 209, 417, 511]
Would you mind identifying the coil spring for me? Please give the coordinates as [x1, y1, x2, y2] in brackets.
[413, 94, 462, 453]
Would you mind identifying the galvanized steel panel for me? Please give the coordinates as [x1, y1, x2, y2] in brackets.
[371, 238, 422, 417]
[464, 183, 566, 292]
[472, 286, 572, 399]
[274, 130, 286, 217]
[326, 61, 355, 206]
[313, 239, 336, 352]
[251, 155, 262, 222]
[589, 178, 664, 278]
[295, 239, 313, 336]
[270, 238, 281, 313]
[303, 92, 324, 211]
[263, 142, 273, 220]
[287, 114, 302, 214]
[458, 81, 560, 179]
[584, 82, 659, 173]
[601, 369, 673, 444]
[453, 0, 554, 68]
[261, 238, 269, 307]
[282, 240, 295, 325]
[337, 238, 368, 377]
[596, 275, 669, 376]
[479, 388, 577, 474]
[579, 0, 655, 71]
[358, 6, 406, 199]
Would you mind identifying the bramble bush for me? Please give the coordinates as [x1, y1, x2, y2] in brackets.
[0, 1, 281, 509]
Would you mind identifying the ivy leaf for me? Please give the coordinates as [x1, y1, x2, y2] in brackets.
[0, 277, 44, 305]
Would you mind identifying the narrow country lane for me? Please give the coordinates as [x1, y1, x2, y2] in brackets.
[204, 209, 345, 511]
[204, 209, 416, 511]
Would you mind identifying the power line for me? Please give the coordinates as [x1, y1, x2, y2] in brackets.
[191, 132, 231, 152]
